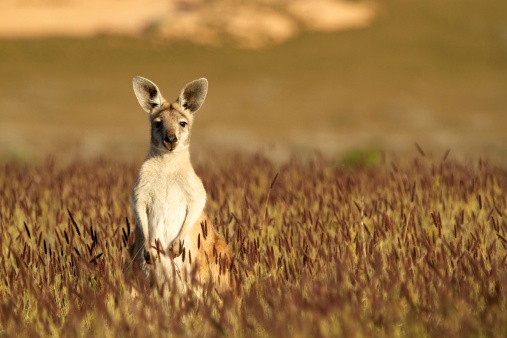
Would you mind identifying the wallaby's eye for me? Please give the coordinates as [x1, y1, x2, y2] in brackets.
[154, 121, 163, 128]
[179, 121, 187, 128]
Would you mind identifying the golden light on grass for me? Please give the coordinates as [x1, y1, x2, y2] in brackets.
[1, 152, 506, 336]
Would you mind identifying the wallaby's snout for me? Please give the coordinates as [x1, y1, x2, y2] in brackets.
[165, 134, 178, 144]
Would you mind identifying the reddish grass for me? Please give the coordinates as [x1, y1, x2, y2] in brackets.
[1, 153, 507, 337]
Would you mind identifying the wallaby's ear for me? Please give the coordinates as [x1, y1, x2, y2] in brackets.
[178, 78, 208, 114]
[133, 76, 163, 113]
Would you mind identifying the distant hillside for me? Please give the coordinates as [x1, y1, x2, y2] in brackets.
[0, 0, 377, 48]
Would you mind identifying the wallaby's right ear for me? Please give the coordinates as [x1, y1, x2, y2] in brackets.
[133, 76, 163, 113]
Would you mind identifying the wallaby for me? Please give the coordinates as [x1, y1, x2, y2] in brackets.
[129, 76, 235, 295]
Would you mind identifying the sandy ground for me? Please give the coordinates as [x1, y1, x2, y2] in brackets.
[0, 0, 174, 37]
[0, 0, 377, 48]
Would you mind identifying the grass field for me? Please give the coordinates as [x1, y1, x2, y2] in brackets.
[0, 0, 506, 162]
[1, 0, 507, 336]
[1, 152, 507, 337]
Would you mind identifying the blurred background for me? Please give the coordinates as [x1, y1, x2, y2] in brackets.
[0, 0, 506, 163]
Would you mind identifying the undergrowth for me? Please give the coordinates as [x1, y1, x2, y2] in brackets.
[1, 153, 507, 337]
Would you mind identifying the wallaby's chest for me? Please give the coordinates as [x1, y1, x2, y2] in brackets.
[141, 169, 189, 244]
[135, 163, 205, 247]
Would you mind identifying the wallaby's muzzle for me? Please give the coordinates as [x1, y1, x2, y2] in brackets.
[164, 134, 178, 144]
[163, 132, 179, 151]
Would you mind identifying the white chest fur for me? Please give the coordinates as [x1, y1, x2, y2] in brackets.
[133, 152, 206, 252]
[148, 176, 188, 248]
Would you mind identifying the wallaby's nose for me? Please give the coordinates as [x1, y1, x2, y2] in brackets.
[165, 134, 178, 144]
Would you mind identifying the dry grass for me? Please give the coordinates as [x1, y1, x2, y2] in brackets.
[1, 151, 507, 337]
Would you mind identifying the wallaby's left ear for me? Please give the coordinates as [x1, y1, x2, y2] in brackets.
[179, 78, 208, 114]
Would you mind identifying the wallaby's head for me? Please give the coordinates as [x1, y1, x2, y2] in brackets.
[133, 76, 208, 153]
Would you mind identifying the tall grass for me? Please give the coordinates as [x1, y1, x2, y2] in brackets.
[1, 153, 507, 336]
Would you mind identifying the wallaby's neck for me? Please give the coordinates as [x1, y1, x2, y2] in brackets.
[146, 145, 192, 168]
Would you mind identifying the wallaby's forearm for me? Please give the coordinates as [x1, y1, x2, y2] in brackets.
[133, 202, 149, 258]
